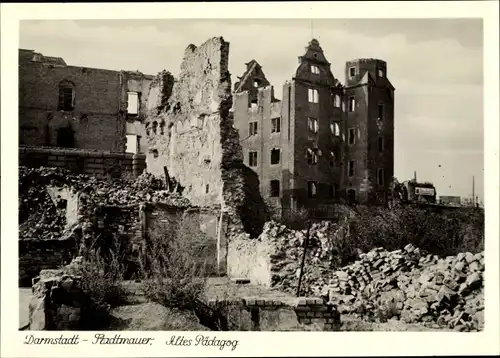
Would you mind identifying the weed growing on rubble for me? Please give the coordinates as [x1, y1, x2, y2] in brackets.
[139, 214, 208, 311]
[78, 236, 127, 329]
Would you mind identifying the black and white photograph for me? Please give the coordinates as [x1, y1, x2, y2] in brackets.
[2, 2, 500, 357]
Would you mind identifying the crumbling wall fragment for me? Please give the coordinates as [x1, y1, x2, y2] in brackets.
[144, 37, 250, 222]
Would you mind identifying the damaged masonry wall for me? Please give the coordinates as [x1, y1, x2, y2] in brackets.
[144, 37, 249, 229]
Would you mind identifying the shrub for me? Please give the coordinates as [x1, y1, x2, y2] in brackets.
[272, 206, 310, 230]
[321, 204, 484, 269]
[345, 205, 484, 259]
[140, 213, 208, 310]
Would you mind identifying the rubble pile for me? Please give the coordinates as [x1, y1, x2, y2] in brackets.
[317, 245, 484, 331]
[255, 221, 484, 331]
[19, 167, 70, 240]
[19, 166, 191, 240]
[256, 221, 345, 291]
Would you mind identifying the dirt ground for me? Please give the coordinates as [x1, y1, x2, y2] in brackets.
[19, 278, 451, 331]
[19, 288, 32, 329]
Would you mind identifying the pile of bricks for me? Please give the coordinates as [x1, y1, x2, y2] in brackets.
[310, 245, 484, 331]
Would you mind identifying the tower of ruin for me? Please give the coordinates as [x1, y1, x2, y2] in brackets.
[343, 58, 395, 205]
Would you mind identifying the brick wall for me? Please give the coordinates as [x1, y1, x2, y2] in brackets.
[19, 146, 146, 179]
[206, 296, 341, 331]
[19, 49, 153, 152]
[94, 204, 143, 277]
[19, 237, 78, 286]
[144, 203, 221, 276]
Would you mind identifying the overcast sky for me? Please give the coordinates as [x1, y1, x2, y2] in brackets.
[19, 19, 484, 202]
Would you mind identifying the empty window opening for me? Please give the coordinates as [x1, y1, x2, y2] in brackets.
[249, 151, 258, 167]
[348, 96, 356, 112]
[330, 121, 340, 136]
[378, 68, 385, 78]
[58, 83, 75, 111]
[253, 79, 261, 88]
[347, 189, 356, 204]
[378, 137, 384, 152]
[308, 117, 318, 134]
[377, 104, 384, 120]
[329, 184, 337, 199]
[127, 92, 139, 115]
[57, 126, 75, 148]
[126, 134, 138, 154]
[348, 128, 356, 145]
[329, 151, 336, 167]
[334, 94, 341, 108]
[311, 65, 320, 75]
[377, 168, 384, 186]
[205, 184, 210, 194]
[270, 148, 280, 165]
[349, 67, 356, 78]
[308, 181, 318, 198]
[348, 160, 355, 177]
[270, 180, 280, 197]
[198, 114, 206, 128]
[249, 121, 258, 136]
[271, 117, 281, 133]
[307, 148, 319, 165]
[308, 88, 319, 103]
[250, 98, 258, 109]
[127, 92, 139, 114]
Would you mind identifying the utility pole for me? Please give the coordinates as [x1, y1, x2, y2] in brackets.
[414, 170, 417, 182]
[472, 176, 475, 207]
[296, 220, 312, 297]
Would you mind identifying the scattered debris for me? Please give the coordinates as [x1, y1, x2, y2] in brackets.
[19, 166, 191, 240]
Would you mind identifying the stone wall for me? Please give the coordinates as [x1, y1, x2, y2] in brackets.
[19, 146, 146, 179]
[227, 234, 275, 287]
[144, 38, 230, 207]
[29, 267, 91, 330]
[143, 37, 258, 237]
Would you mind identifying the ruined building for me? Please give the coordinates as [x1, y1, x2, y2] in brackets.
[18, 49, 153, 153]
[19, 37, 394, 216]
[232, 39, 395, 211]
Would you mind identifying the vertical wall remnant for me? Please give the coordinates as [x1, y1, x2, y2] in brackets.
[144, 37, 250, 235]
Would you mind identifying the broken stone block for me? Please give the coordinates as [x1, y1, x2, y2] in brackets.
[468, 260, 480, 272]
[465, 272, 482, 290]
[454, 261, 466, 272]
[465, 252, 475, 264]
